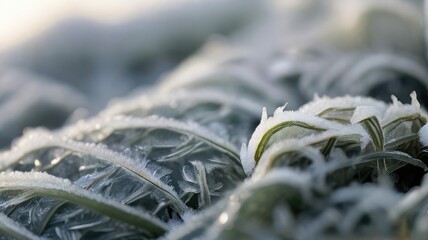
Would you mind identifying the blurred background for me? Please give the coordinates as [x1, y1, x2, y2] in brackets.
[0, 0, 427, 148]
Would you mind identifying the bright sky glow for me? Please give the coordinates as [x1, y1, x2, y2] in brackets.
[0, 1, 174, 52]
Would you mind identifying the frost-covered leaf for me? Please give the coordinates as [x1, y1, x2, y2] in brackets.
[0, 172, 168, 238]
[100, 89, 264, 147]
[242, 107, 346, 175]
[246, 93, 427, 178]
[0, 113, 247, 238]
[166, 168, 312, 240]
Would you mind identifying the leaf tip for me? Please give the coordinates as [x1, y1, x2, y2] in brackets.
[261, 107, 268, 124]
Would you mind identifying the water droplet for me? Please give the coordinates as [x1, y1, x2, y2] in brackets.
[34, 159, 41, 167]
[218, 212, 228, 224]
[51, 157, 60, 165]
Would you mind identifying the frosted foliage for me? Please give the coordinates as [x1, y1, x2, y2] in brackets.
[2, 70, 428, 240]
[63, 116, 245, 201]
[299, 95, 388, 117]
[2, 0, 428, 239]
[0, 129, 182, 209]
[168, 169, 311, 240]
[244, 92, 427, 176]
[0, 8, 269, 238]
[98, 89, 263, 147]
[0, 172, 168, 237]
[205, 92, 425, 239]
[381, 92, 422, 126]
[0, 113, 246, 238]
[252, 126, 369, 179]
[102, 88, 263, 118]
[60, 115, 240, 157]
[242, 106, 345, 175]
[350, 106, 382, 124]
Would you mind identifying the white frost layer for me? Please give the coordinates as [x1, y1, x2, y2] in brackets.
[244, 92, 424, 176]
[62, 115, 239, 159]
[242, 106, 345, 175]
[101, 89, 264, 118]
[0, 171, 168, 231]
[381, 91, 421, 126]
[299, 95, 387, 116]
[299, 92, 425, 126]
[0, 129, 187, 213]
[350, 106, 382, 124]
[253, 126, 369, 179]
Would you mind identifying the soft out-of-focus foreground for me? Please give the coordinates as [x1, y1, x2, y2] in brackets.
[1, 0, 428, 239]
